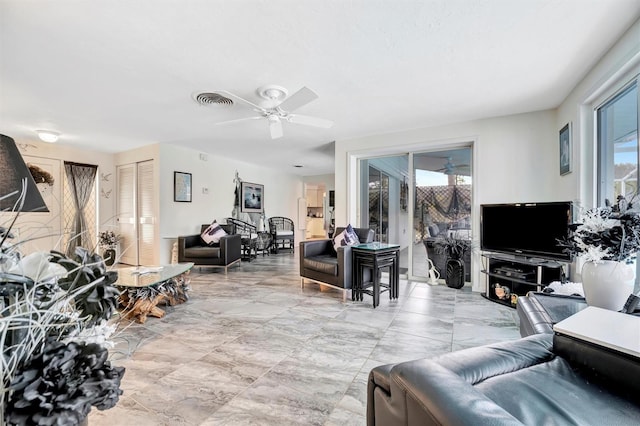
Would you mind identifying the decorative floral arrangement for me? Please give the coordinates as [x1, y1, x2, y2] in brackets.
[433, 237, 472, 259]
[559, 198, 640, 263]
[1, 225, 125, 425]
[98, 230, 120, 248]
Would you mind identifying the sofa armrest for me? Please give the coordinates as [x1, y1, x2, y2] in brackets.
[178, 234, 201, 260]
[218, 233, 241, 263]
[379, 360, 523, 426]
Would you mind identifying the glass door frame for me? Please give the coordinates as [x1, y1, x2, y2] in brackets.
[351, 140, 476, 283]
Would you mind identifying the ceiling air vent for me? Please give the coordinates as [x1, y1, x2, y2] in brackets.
[194, 92, 234, 106]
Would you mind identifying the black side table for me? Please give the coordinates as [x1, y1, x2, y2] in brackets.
[352, 243, 400, 308]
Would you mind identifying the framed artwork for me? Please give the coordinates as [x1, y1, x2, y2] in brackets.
[240, 181, 264, 213]
[559, 122, 572, 176]
[174, 171, 192, 202]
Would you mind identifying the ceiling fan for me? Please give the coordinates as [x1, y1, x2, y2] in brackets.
[436, 157, 470, 175]
[206, 85, 333, 139]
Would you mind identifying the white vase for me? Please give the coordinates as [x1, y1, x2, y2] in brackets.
[581, 260, 635, 311]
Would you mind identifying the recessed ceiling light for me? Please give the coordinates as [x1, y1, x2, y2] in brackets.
[36, 130, 59, 143]
[293, 165, 303, 168]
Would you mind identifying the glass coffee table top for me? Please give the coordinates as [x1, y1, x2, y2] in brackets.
[115, 262, 194, 288]
[352, 242, 400, 251]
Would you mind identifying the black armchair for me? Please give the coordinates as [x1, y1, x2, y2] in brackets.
[177, 224, 241, 273]
[299, 227, 375, 300]
[268, 216, 295, 253]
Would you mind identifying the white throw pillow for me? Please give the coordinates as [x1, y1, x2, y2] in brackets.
[333, 224, 360, 252]
[201, 220, 227, 245]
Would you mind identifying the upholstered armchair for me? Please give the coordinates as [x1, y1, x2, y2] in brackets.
[299, 227, 375, 300]
[268, 216, 295, 253]
[177, 224, 241, 273]
[225, 217, 258, 261]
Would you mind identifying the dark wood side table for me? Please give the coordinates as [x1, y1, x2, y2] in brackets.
[352, 242, 400, 308]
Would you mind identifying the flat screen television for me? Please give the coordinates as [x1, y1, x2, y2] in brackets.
[480, 201, 573, 261]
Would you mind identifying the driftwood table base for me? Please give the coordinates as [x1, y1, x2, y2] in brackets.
[118, 271, 191, 324]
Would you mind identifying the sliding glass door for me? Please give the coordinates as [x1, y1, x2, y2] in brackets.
[368, 166, 390, 242]
[411, 148, 472, 281]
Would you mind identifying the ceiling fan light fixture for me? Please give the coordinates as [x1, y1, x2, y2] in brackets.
[257, 85, 288, 101]
[36, 130, 59, 143]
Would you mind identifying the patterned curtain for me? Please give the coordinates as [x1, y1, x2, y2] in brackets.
[64, 162, 97, 256]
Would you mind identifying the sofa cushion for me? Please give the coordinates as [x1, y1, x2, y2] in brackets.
[185, 246, 221, 258]
[275, 230, 294, 237]
[201, 220, 227, 245]
[303, 255, 338, 275]
[333, 224, 360, 252]
[428, 224, 440, 237]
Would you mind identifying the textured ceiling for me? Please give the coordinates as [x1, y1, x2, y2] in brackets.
[1, 0, 639, 176]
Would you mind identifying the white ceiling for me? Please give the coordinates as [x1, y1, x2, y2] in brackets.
[1, 1, 639, 176]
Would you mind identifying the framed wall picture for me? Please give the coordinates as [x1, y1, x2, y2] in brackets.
[559, 122, 572, 176]
[174, 171, 192, 202]
[240, 181, 264, 213]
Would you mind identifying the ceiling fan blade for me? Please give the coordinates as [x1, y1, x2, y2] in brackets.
[277, 86, 318, 112]
[288, 114, 333, 128]
[214, 116, 262, 126]
[270, 119, 283, 139]
[215, 90, 266, 112]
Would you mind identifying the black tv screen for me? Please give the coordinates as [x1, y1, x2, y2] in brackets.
[480, 202, 573, 261]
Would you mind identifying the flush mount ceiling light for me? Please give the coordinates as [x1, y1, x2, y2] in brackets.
[36, 130, 59, 143]
[257, 85, 288, 102]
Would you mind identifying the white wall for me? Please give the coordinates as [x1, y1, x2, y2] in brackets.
[335, 109, 562, 291]
[557, 18, 640, 209]
[7, 136, 116, 251]
[333, 19, 640, 292]
[157, 144, 304, 263]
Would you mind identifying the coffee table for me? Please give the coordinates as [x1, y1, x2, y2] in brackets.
[116, 262, 194, 323]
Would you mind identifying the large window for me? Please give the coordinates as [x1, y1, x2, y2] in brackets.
[597, 80, 639, 206]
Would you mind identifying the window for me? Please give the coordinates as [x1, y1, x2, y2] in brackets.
[597, 80, 639, 206]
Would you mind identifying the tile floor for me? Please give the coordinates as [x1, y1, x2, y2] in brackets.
[89, 252, 521, 425]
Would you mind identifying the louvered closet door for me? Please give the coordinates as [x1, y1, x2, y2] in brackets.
[137, 160, 155, 265]
[117, 164, 137, 265]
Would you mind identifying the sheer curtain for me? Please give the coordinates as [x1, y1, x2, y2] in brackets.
[64, 162, 97, 256]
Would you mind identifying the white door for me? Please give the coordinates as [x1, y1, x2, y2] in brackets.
[117, 164, 137, 265]
[116, 160, 155, 266]
[137, 160, 155, 265]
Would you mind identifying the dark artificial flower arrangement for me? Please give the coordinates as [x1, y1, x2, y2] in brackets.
[558, 197, 640, 264]
[98, 230, 120, 248]
[1, 225, 125, 425]
[433, 237, 472, 260]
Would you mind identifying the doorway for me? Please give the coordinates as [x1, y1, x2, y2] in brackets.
[116, 160, 155, 266]
[412, 148, 473, 281]
[360, 155, 410, 273]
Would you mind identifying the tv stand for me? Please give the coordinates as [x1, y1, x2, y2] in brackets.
[481, 253, 567, 308]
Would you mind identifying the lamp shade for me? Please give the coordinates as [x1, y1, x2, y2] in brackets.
[0, 134, 49, 212]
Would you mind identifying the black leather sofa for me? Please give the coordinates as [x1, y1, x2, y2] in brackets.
[367, 333, 640, 425]
[517, 292, 588, 337]
[299, 227, 374, 300]
[178, 224, 242, 273]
